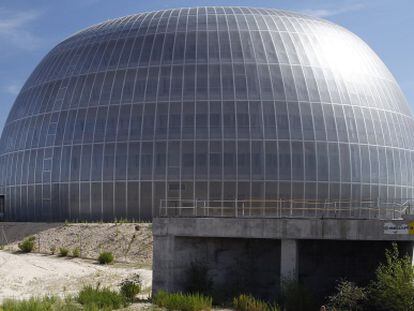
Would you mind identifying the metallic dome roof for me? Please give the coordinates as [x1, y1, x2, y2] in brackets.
[0, 7, 413, 221]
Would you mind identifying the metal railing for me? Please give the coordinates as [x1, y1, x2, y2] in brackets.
[159, 198, 413, 220]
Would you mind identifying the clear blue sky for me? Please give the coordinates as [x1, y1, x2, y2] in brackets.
[0, 0, 413, 132]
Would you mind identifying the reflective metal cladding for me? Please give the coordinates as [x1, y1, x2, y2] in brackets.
[0, 7, 413, 221]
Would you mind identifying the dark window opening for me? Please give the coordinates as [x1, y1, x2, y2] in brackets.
[168, 183, 186, 192]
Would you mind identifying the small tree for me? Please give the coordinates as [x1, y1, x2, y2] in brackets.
[18, 236, 36, 253]
[327, 280, 366, 311]
[98, 251, 114, 264]
[120, 274, 142, 302]
[369, 243, 414, 311]
[59, 247, 69, 257]
[72, 247, 80, 258]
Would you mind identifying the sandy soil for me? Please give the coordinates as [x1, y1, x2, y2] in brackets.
[3, 223, 153, 267]
[0, 250, 152, 303]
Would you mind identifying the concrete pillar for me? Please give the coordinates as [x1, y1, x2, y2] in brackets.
[412, 242, 414, 266]
[152, 234, 175, 295]
[280, 239, 298, 281]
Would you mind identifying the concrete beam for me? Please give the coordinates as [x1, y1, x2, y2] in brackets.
[153, 217, 414, 241]
[281, 239, 298, 281]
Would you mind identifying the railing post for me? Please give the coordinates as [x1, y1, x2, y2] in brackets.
[163, 199, 167, 217]
[205, 200, 208, 217]
[262, 201, 265, 217]
[159, 199, 163, 217]
[276, 199, 282, 218]
[235, 199, 238, 218]
[377, 198, 380, 220]
[194, 199, 197, 217]
[277, 199, 280, 218]
[368, 203, 370, 219]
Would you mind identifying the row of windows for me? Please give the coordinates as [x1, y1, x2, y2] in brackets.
[1, 142, 413, 187]
[12, 60, 406, 124]
[28, 38, 397, 117]
[39, 11, 340, 82]
[4, 181, 414, 221]
[25, 9, 396, 113]
[67, 7, 325, 48]
[45, 7, 388, 87]
[3, 100, 413, 154]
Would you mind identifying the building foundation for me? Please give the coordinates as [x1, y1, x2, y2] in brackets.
[153, 217, 414, 300]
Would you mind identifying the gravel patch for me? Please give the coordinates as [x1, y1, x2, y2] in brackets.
[0, 251, 151, 303]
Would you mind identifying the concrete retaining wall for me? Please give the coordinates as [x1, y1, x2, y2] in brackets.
[0, 222, 62, 244]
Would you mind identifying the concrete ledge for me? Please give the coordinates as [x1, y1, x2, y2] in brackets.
[153, 217, 414, 241]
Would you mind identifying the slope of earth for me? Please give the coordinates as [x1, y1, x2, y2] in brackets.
[1, 223, 152, 266]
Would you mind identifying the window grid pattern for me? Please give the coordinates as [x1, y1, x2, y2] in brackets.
[0, 7, 413, 221]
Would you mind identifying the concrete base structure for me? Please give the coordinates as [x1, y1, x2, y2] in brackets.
[281, 239, 298, 282]
[153, 217, 414, 300]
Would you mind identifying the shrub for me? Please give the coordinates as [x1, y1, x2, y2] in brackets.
[98, 251, 114, 264]
[2, 296, 82, 311]
[77, 284, 127, 310]
[185, 262, 213, 296]
[18, 236, 35, 253]
[153, 290, 212, 311]
[72, 247, 80, 258]
[120, 274, 142, 302]
[2, 296, 56, 310]
[59, 247, 69, 257]
[327, 279, 367, 311]
[233, 294, 280, 311]
[369, 243, 414, 311]
[281, 279, 317, 311]
[52, 297, 82, 311]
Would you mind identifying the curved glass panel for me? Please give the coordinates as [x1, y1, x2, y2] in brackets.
[0, 7, 413, 220]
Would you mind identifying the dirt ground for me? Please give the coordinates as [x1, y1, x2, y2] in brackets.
[2, 223, 153, 267]
[0, 247, 232, 310]
[0, 251, 152, 303]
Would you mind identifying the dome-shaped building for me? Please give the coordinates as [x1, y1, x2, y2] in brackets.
[0, 7, 413, 221]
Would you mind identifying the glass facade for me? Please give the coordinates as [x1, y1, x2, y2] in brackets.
[0, 7, 413, 221]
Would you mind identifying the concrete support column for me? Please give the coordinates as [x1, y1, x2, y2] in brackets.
[152, 234, 175, 295]
[280, 239, 298, 281]
[411, 242, 414, 266]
